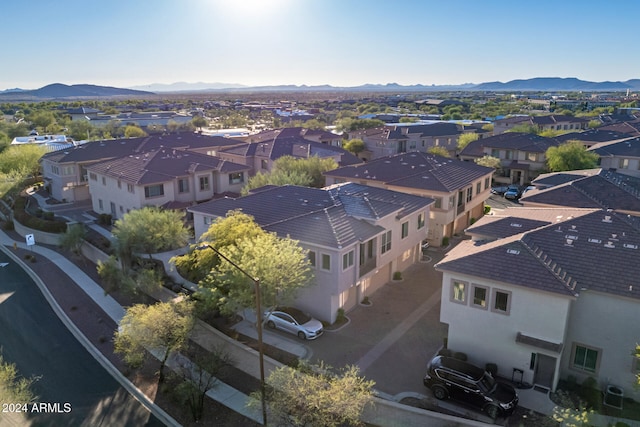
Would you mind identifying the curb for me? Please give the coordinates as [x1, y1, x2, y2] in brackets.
[0, 243, 180, 427]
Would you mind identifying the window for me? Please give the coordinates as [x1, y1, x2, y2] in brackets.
[203, 216, 212, 225]
[62, 165, 74, 175]
[471, 285, 488, 309]
[229, 172, 244, 185]
[98, 199, 103, 210]
[434, 197, 442, 209]
[117, 180, 122, 189]
[620, 158, 630, 169]
[466, 187, 472, 202]
[401, 221, 409, 239]
[89, 172, 97, 181]
[127, 183, 135, 193]
[144, 184, 164, 198]
[178, 178, 189, 193]
[51, 165, 60, 175]
[308, 251, 316, 268]
[199, 176, 210, 191]
[484, 177, 490, 190]
[261, 159, 268, 170]
[476, 182, 481, 195]
[417, 213, 425, 229]
[505, 150, 512, 160]
[342, 251, 354, 270]
[321, 254, 331, 271]
[449, 195, 455, 209]
[451, 280, 467, 304]
[572, 344, 599, 373]
[491, 149, 500, 158]
[492, 289, 511, 314]
[381, 230, 392, 254]
[102, 177, 106, 186]
[527, 152, 537, 162]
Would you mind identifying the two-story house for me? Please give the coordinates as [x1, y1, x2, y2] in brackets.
[86, 147, 250, 219]
[590, 137, 640, 178]
[459, 132, 561, 185]
[493, 115, 589, 135]
[324, 152, 494, 246]
[40, 133, 244, 203]
[244, 127, 344, 147]
[435, 208, 640, 399]
[347, 122, 464, 161]
[188, 183, 433, 323]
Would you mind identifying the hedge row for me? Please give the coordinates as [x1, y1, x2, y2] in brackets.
[13, 197, 67, 233]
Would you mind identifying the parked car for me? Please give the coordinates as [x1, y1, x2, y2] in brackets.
[264, 306, 323, 340]
[490, 186, 509, 195]
[521, 185, 536, 197]
[423, 355, 518, 419]
[503, 185, 521, 200]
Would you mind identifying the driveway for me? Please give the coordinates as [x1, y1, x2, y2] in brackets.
[306, 248, 449, 397]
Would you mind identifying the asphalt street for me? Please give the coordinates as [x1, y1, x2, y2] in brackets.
[0, 251, 163, 427]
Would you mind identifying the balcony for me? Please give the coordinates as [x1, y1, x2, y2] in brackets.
[359, 257, 377, 278]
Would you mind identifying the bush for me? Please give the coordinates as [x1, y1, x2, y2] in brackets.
[393, 271, 402, 280]
[98, 214, 112, 225]
[469, 217, 476, 225]
[42, 211, 54, 221]
[442, 236, 450, 246]
[336, 308, 346, 323]
[3, 220, 14, 230]
[13, 196, 67, 233]
[484, 205, 491, 214]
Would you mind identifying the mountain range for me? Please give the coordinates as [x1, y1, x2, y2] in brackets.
[2, 78, 640, 99]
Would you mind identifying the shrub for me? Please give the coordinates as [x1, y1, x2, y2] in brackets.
[442, 236, 450, 247]
[361, 296, 370, 305]
[484, 205, 491, 214]
[3, 220, 14, 230]
[13, 196, 67, 233]
[336, 308, 346, 323]
[470, 217, 476, 225]
[393, 271, 402, 280]
[42, 211, 54, 221]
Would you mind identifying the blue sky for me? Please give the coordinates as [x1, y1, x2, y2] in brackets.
[2, 0, 639, 90]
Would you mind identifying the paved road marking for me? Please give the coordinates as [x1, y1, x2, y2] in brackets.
[355, 288, 442, 372]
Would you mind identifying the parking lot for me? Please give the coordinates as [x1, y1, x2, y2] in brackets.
[305, 249, 449, 397]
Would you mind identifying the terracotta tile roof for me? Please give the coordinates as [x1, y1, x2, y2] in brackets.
[325, 152, 493, 193]
[86, 148, 248, 185]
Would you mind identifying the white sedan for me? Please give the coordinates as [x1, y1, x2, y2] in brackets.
[264, 307, 323, 340]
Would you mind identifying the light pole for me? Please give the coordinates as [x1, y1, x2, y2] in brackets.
[197, 244, 267, 425]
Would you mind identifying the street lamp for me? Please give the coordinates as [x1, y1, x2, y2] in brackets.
[197, 244, 267, 425]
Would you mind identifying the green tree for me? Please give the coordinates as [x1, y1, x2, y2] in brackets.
[28, 111, 56, 132]
[250, 362, 374, 427]
[475, 155, 502, 169]
[546, 141, 599, 172]
[427, 146, 451, 157]
[112, 207, 190, 264]
[172, 210, 265, 283]
[241, 170, 311, 195]
[508, 124, 540, 135]
[273, 155, 338, 188]
[58, 223, 86, 256]
[67, 120, 95, 141]
[124, 125, 147, 138]
[0, 144, 46, 177]
[457, 132, 479, 151]
[343, 138, 365, 154]
[588, 119, 601, 129]
[191, 116, 207, 131]
[336, 118, 384, 133]
[200, 231, 313, 314]
[97, 255, 137, 295]
[0, 354, 38, 403]
[114, 300, 195, 382]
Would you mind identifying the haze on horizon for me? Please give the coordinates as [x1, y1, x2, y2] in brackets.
[2, 0, 639, 91]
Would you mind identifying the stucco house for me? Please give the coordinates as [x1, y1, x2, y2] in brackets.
[188, 183, 433, 323]
[347, 122, 464, 160]
[459, 132, 561, 185]
[493, 115, 589, 135]
[40, 133, 244, 202]
[435, 207, 640, 398]
[324, 152, 494, 246]
[85, 147, 250, 219]
[590, 137, 640, 178]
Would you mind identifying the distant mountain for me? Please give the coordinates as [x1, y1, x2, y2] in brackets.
[0, 83, 153, 99]
[474, 77, 636, 91]
[129, 81, 248, 92]
[3, 78, 640, 100]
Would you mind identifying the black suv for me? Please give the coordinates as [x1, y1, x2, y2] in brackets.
[423, 355, 518, 419]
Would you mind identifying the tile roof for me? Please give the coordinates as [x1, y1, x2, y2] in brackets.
[189, 183, 432, 248]
[437, 209, 640, 299]
[555, 128, 631, 144]
[590, 136, 640, 158]
[86, 148, 248, 185]
[325, 152, 493, 193]
[474, 132, 561, 152]
[531, 169, 601, 188]
[523, 169, 640, 213]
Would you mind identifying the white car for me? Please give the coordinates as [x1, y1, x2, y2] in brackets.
[264, 307, 323, 340]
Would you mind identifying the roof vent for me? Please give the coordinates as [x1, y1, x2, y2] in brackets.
[604, 241, 615, 248]
[565, 239, 574, 246]
[588, 238, 601, 243]
[624, 243, 638, 249]
[603, 215, 612, 223]
[507, 249, 520, 255]
[510, 223, 522, 228]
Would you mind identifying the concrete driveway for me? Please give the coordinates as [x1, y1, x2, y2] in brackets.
[306, 248, 449, 398]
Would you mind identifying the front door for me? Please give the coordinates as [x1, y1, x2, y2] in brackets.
[534, 354, 556, 389]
